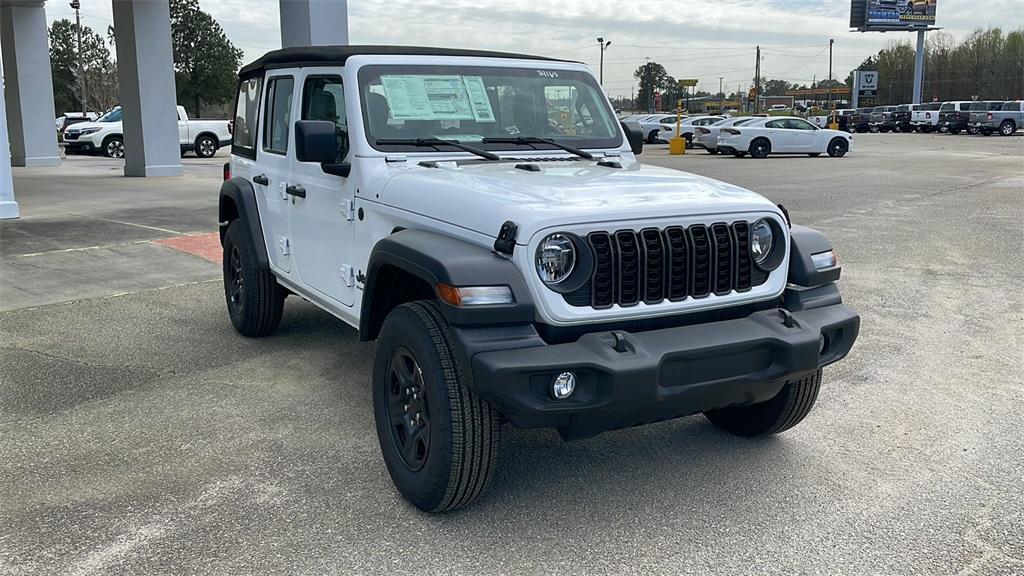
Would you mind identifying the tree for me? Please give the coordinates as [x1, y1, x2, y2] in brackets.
[633, 61, 672, 112]
[48, 19, 118, 114]
[845, 27, 1023, 104]
[170, 0, 243, 117]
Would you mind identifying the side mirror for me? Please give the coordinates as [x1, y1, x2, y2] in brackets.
[295, 119, 351, 177]
[621, 121, 643, 155]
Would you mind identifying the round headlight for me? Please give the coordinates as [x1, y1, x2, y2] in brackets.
[750, 219, 774, 264]
[536, 234, 576, 284]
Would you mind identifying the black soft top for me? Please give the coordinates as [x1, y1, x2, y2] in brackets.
[239, 45, 566, 78]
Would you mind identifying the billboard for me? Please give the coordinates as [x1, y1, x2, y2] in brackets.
[850, 0, 937, 31]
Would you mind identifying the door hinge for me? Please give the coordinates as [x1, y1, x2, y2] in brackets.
[340, 264, 354, 287]
[340, 199, 355, 221]
[278, 236, 290, 256]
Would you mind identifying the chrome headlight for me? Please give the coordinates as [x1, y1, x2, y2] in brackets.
[536, 233, 576, 284]
[750, 218, 774, 264]
[78, 127, 101, 135]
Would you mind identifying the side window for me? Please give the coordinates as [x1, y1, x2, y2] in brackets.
[787, 119, 816, 130]
[301, 76, 348, 162]
[765, 119, 786, 129]
[232, 76, 263, 157]
[263, 76, 294, 155]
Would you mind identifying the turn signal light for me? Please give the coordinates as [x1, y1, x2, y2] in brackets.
[436, 284, 514, 307]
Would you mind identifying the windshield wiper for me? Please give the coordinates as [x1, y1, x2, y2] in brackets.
[375, 138, 499, 161]
[482, 136, 594, 159]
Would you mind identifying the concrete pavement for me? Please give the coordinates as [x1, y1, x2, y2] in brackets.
[1, 135, 1022, 575]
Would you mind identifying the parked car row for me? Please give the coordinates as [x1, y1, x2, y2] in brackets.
[810, 101, 1022, 136]
[60, 105, 233, 158]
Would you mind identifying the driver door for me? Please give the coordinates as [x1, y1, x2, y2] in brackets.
[287, 73, 357, 306]
[786, 118, 819, 151]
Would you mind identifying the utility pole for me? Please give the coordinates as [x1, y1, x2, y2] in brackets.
[597, 37, 611, 86]
[754, 45, 761, 113]
[71, 0, 87, 114]
[644, 56, 652, 113]
[630, 85, 635, 113]
[827, 38, 834, 110]
[719, 77, 723, 114]
[912, 29, 926, 104]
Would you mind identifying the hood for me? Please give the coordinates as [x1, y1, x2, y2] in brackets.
[380, 157, 780, 242]
[65, 121, 108, 131]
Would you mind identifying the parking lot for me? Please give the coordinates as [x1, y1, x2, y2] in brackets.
[1, 133, 1022, 575]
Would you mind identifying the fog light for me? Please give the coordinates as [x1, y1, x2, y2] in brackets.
[551, 372, 576, 399]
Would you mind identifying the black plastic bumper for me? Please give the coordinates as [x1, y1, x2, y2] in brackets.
[458, 303, 858, 439]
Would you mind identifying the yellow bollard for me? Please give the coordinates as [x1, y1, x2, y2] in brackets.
[669, 136, 686, 155]
[669, 99, 686, 155]
[828, 110, 840, 131]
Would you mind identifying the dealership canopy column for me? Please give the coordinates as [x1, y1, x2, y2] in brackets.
[0, 0, 60, 168]
[0, 57, 18, 220]
[111, 0, 183, 177]
[279, 0, 349, 47]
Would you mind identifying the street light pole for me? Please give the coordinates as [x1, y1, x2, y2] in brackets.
[827, 38, 834, 110]
[71, 0, 87, 115]
[597, 37, 611, 86]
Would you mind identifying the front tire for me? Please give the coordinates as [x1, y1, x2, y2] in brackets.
[705, 369, 822, 436]
[647, 130, 660, 144]
[194, 134, 218, 158]
[748, 138, 771, 159]
[222, 220, 285, 337]
[707, 148, 719, 155]
[827, 138, 849, 158]
[373, 301, 501, 513]
[102, 135, 124, 158]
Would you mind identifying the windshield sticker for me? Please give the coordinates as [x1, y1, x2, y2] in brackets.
[380, 75, 496, 122]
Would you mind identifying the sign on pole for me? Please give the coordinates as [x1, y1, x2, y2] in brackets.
[678, 79, 698, 88]
[857, 70, 878, 97]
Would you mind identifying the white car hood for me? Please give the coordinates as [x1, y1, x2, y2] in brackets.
[380, 158, 781, 242]
[66, 121, 111, 131]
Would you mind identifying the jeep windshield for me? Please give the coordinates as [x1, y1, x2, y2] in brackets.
[358, 64, 622, 153]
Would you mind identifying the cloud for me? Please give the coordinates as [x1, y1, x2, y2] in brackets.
[41, 0, 1021, 96]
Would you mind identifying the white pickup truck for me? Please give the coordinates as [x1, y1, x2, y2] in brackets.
[63, 105, 232, 158]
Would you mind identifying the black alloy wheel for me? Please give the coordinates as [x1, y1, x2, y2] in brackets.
[227, 245, 244, 316]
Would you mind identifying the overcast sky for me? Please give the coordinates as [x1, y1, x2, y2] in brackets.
[45, 0, 1022, 97]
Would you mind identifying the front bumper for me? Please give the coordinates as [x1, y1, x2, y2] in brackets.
[460, 302, 859, 439]
[63, 140, 96, 152]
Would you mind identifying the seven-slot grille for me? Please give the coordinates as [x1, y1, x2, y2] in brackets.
[568, 221, 759, 309]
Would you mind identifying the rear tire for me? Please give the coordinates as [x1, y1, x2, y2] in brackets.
[1000, 120, 1016, 136]
[748, 138, 771, 159]
[705, 369, 822, 436]
[373, 301, 501, 513]
[194, 134, 218, 158]
[733, 151, 747, 158]
[868, 125, 880, 133]
[707, 148, 719, 155]
[222, 220, 286, 337]
[647, 130, 660, 144]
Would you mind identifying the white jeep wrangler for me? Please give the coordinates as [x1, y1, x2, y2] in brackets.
[219, 46, 860, 512]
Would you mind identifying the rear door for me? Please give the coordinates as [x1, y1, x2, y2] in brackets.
[286, 72, 356, 306]
[255, 71, 298, 274]
[763, 119, 793, 151]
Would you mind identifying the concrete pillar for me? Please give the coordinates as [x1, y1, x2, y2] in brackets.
[280, 0, 348, 47]
[112, 0, 182, 177]
[0, 57, 19, 220]
[912, 30, 926, 105]
[0, 0, 60, 168]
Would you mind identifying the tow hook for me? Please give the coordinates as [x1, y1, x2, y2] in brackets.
[611, 331, 629, 353]
[779, 309, 800, 328]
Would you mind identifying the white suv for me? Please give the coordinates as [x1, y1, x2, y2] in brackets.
[219, 46, 860, 512]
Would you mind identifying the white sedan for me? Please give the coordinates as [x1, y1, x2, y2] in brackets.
[637, 114, 687, 143]
[715, 116, 852, 159]
[693, 117, 756, 154]
[658, 116, 725, 146]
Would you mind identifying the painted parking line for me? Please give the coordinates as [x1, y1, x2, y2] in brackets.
[153, 232, 222, 264]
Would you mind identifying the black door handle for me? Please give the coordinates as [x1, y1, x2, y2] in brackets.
[252, 174, 269, 186]
[285, 184, 306, 198]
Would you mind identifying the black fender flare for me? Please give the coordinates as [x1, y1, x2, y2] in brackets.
[218, 177, 269, 267]
[360, 229, 536, 339]
[788, 224, 841, 287]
